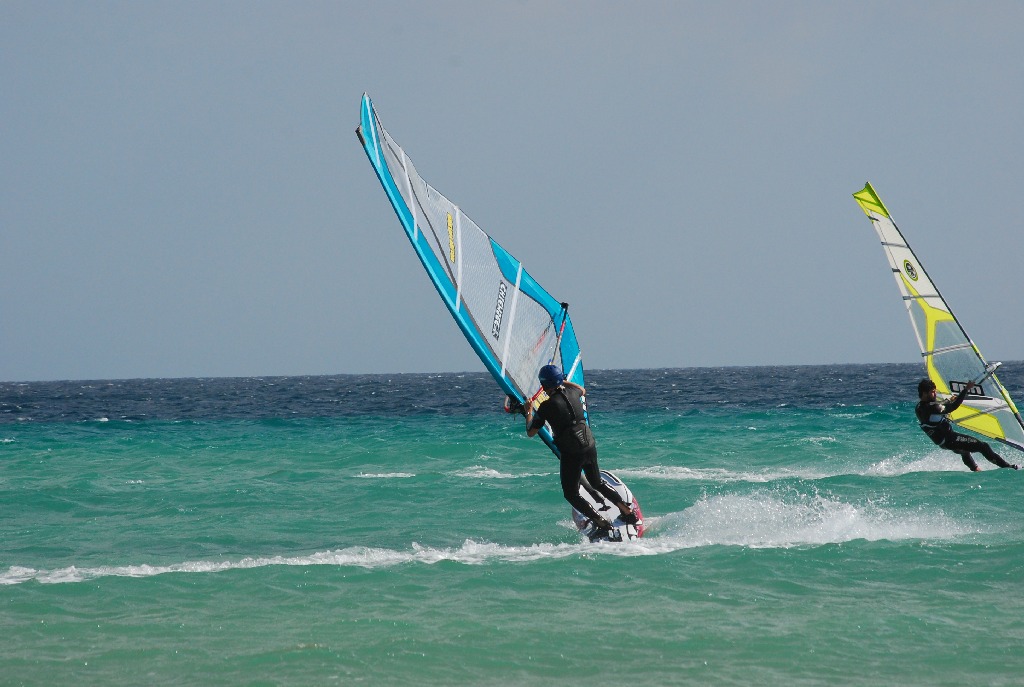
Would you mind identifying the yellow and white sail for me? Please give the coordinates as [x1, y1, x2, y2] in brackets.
[854, 182, 1024, 452]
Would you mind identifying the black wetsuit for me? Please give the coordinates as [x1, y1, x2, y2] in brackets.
[530, 385, 621, 522]
[915, 389, 1014, 470]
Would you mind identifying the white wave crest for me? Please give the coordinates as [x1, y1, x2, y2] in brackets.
[356, 472, 415, 479]
[0, 538, 651, 585]
[617, 465, 831, 483]
[0, 493, 977, 586]
[618, 454, 991, 483]
[454, 465, 549, 479]
[651, 492, 975, 548]
[865, 450, 971, 477]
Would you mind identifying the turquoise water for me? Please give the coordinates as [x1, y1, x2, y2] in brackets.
[3, 366, 1023, 685]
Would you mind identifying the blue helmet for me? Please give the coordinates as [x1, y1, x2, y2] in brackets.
[538, 364, 565, 390]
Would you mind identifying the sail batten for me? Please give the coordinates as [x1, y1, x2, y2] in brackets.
[926, 343, 975, 356]
[357, 94, 584, 457]
[854, 181, 1024, 453]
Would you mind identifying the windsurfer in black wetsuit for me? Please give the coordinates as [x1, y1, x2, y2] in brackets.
[915, 378, 1019, 471]
[523, 365, 637, 534]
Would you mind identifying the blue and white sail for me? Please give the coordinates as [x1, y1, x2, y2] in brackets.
[356, 94, 583, 457]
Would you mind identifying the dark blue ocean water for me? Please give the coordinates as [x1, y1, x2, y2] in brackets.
[3, 364, 1023, 686]
[0, 363, 920, 423]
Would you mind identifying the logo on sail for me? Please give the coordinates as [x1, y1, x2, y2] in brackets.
[903, 260, 919, 281]
[447, 213, 456, 262]
[492, 282, 507, 339]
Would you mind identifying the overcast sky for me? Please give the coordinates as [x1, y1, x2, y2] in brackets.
[3, 1, 1023, 382]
